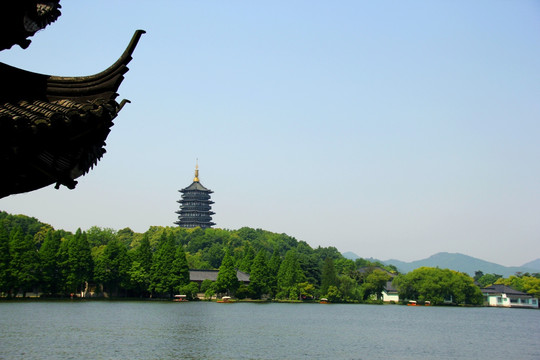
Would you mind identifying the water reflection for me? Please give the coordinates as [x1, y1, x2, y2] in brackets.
[0, 301, 538, 359]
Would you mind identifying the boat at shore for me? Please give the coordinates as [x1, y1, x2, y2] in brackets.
[173, 295, 188, 302]
[407, 300, 431, 306]
[217, 296, 233, 303]
[320, 298, 329, 304]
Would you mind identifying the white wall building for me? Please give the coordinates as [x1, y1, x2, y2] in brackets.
[482, 284, 538, 309]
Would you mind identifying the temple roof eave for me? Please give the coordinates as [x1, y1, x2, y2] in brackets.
[174, 221, 216, 227]
[176, 209, 215, 214]
[46, 30, 145, 102]
[1, 29, 145, 104]
[0, 29, 145, 198]
[0, 1, 63, 51]
[179, 176, 212, 191]
[178, 202, 215, 206]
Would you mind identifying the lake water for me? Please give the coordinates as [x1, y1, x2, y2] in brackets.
[0, 301, 538, 359]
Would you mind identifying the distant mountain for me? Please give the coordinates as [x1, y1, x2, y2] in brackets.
[343, 250, 539, 277]
[343, 252, 384, 266]
[521, 258, 540, 272]
[342, 251, 360, 260]
[381, 252, 539, 277]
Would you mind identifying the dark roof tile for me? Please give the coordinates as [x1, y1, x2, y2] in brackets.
[0, 30, 144, 198]
[481, 284, 530, 297]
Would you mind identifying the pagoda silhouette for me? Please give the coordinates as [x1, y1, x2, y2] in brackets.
[175, 163, 215, 229]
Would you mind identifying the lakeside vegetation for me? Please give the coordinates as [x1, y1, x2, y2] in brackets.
[1, 211, 539, 304]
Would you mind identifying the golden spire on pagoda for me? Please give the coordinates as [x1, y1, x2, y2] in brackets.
[194, 159, 199, 182]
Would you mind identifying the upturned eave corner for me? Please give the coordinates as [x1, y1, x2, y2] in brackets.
[0, 29, 146, 198]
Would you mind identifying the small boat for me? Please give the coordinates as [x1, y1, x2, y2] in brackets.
[320, 298, 330, 304]
[173, 295, 188, 302]
[217, 296, 233, 303]
[407, 300, 431, 306]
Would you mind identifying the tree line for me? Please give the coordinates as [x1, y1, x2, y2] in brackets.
[0, 212, 397, 301]
[1, 211, 538, 304]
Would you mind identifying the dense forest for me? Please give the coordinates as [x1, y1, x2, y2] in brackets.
[1, 211, 538, 304]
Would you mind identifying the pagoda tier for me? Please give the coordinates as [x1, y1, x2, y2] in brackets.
[175, 166, 215, 229]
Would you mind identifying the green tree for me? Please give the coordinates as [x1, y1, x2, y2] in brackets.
[473, 270, 484, 282]
[313, 246, 342, 261]
[338, 274, 360, 302]
[203, 242, 224, 268]
[135, 234, 152, 265]
[450, 271, 483, 305]
[170, 243, 190, 293]
[335, 258, 357, 277]
[86, 227, 117, 248]
[94, 238, 131, 296]
[277, 249, 305, 300]
[298, 282, 315, 300]
[178, 282, 200, 300]
[204, 282, 216, 300]
[9, 228, 40, 297]
[297, 252, 321, 287]
[267, 248, 281, 298]
[296, 242, 321, 286]
[394, 267, 482, 305]
[185, 227, 208, 253]
[186, 250, 211, 269]
[362, 269, 391, 301]
[200, 279, 214, 294]
[129, 234, 152, 296]
[496, 275, 540, 298]
[235, 283, 250, 299]
[0, 212, 44, 238]
[355, 258, 373, 268]
[57, 237, 70, 294]
[0, 225, 12, 296]
[66, 229, 94, 296]
[477, 273, 502, 288]
[39, 230, 62, 295]
[326, 285, 342, 303]
[520, 276, 540, 297]
[215, 249, 239, 296]
[33, 225, 54, 249]
[238, 244, 255, 273]
[149, 232, 176, 297]
[117, 227, 135, 247]
[320, 257, 339, 297]
[248, 250, 269, 299]
[237, 227, 258, 242]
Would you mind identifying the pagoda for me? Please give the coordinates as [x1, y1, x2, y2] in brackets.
[175, 164, 215, 229]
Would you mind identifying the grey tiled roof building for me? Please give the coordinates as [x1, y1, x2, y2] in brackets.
[189, 269, 250, 284]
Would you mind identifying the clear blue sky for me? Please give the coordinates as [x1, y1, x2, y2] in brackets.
[1, 1, 539, 266]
